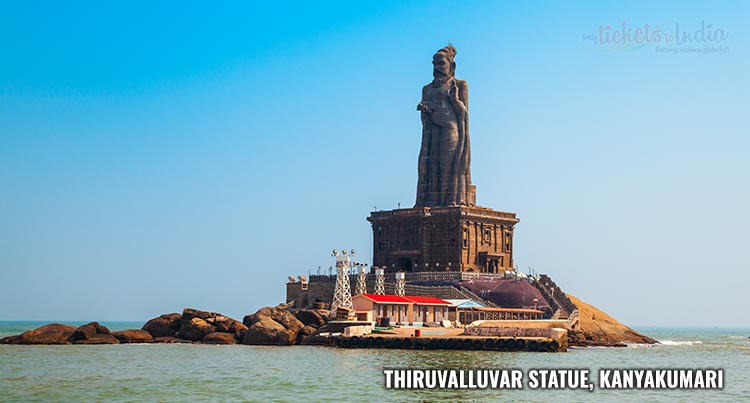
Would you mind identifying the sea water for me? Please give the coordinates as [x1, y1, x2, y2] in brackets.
[1, 323, 748, 402]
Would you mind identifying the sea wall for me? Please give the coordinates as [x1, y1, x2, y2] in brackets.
[464, 326, 568, 348]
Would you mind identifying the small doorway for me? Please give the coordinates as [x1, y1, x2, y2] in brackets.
[397, 257, 413, 272]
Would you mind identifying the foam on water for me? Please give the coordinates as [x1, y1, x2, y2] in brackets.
[657, 340, 704, 346]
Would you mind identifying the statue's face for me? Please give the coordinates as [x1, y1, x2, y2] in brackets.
[432, 53, 451, 77]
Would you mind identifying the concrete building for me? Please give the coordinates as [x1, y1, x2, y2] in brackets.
[352, 294, 451, 324]
[444, 299, 484, 321]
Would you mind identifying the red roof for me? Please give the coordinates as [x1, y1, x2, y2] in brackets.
[357, 294, 452, 305]
[404, 296, 451, 305]
[359, 294, 412, 304]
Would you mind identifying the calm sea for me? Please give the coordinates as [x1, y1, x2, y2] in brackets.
[1, 322, 748, 402]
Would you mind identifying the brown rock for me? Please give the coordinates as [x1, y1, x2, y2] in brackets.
[214, 316, 248, 336]
[202, 332, 237, 345]
[240, 307, 306, 345]
[245, 307, 273, 326]
[567, 294, 658, 345]
[142, 313, 181, 338]
[0, 323, 76, 345]
[74, 334, 119, 344]
[178, 317, 217, 341]
[182, 308, 213, 321]
[299, 325, 317, 337]
[69, 322, 111, 343]
[263, 308, 304, 333]
[112, 329, 154, 343]
[295, 310, 326, 328]
[241, 316, 295, 345]
[242, 314, 254, 328]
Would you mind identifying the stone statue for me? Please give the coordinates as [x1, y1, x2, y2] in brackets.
[415, 45, 475, 207]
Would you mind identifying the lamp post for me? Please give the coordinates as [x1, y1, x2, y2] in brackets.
[395, 272, 406, 297]
[374, 267, 385, 295]
[331, 249, 356, 318]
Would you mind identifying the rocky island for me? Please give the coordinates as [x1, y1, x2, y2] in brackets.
[1, 46, 656, 351]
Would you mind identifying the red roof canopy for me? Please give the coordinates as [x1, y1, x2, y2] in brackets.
[403, 296, 451, 305]
[359, 294, 412, 304]
[357, 294, 450, 305]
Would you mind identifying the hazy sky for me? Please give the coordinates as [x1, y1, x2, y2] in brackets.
[1, 1, 747, 327]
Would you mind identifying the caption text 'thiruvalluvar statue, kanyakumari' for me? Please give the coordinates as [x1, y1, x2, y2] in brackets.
[368, 46, 520, 274]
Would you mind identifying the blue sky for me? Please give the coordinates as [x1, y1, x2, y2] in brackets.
[1, 1, 747, 326]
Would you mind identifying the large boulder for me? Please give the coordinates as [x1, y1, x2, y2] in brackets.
[69, 322, 111, 343]
[112, 329, 154, 343]
[242, 316, 296, 345]
[144, 309, 246, 342]
[240, 307, 306, 345]
[242, 314, 254, 328]
[142, 313, 181, 338]
[0, 323, 76, 345]
[299, 325, 317, 337]
[259, 308, 304, 333]
[213, 315, 248, 336]
[179, 308, 247, 338]
[294, 310, 327, 328]
[202, 332, 237, 345]
[178, 317, 217, 341]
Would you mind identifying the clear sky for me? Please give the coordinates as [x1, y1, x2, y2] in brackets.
[1, 1, 747, 327]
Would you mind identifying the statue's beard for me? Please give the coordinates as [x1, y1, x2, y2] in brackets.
[433, 69, 451, 84]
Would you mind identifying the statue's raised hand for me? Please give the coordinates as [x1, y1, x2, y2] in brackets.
[449, 80, 461, 100]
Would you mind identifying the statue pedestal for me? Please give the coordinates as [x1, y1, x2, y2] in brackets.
[368, 205, 519, 273]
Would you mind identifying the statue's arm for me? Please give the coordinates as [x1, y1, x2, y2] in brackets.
[459, 80, 468, 111]
[449, 80, 468, 114]
[418, 85, 431, 125]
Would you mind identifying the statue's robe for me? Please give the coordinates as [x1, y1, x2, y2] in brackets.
[416, 77, 472, 207]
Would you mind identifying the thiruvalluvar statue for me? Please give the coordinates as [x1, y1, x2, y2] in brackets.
[415, 45, 475, 207]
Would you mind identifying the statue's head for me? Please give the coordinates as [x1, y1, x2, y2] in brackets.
[433, 45, 456, 78]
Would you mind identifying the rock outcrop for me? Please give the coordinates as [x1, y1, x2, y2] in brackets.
[112, 329, 154, 343]
[202, 332, 237, 345]
[140, 308, 247, 342]
[176, 308, 247, 341]
[70, 322, 119, 344]
[69, 322, 111, 343]
[0, 323, 77, 345]
[295, 310, 327, 328]
[2, 308, 249, 346]
[179, 317, 217, 342]
[567, 294, 657, 346]
[241, 307, 308, 345]
[142, 313, 182, 338]
[242, 316, 294, 345]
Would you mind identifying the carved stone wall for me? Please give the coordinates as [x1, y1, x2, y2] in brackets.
[368, 205, 519, 273]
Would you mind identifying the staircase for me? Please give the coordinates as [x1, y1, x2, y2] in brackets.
[533, 274, 577, 319]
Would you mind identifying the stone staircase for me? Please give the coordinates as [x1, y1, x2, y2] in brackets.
[533, 274, 577, 319]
